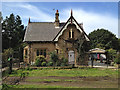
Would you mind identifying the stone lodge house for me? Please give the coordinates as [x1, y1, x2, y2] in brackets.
[23, 10, 90, 65]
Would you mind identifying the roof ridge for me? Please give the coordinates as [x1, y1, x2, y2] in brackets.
[30, 22, 54, 23]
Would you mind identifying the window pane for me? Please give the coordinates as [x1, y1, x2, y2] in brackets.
[72, 32, 74, 38]
[37, 49, 39, 56]
[56, 49, 58, 54]
[25, 49, 27, 56]
[40, 50, 43, 55]
[69, 31, 71, 38]
[44, 49, 46, 57]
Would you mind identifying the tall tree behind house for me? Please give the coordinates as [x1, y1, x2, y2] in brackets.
[2, 13, 25, 51]
[88, 29, 119, 51]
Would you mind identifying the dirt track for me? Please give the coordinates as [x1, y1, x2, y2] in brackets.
[4, 76, 118, 88]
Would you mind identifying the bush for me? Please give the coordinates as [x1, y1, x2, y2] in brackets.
[26, 66, 32, 71]
[106, 48, 117, 61]
[114, 53, 120, 64]
[35, 59, 41, 67]
[61, 57, 68, 66]
[56, 61, 61, 66]
[2, 48, 14, 68]
[47, 61, 53, 66]
[35, 55, 46, 67]
[50, 52, 59, 65]
[41, 62, 46, 66]
[61, 63, 66, 67]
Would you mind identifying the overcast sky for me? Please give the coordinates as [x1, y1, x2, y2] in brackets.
[2, 2, 119, 37]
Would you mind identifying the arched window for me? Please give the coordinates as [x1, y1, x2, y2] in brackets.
[69, 28, 74, 39]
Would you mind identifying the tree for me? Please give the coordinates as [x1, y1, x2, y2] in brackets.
[2, 13, 25, 63]
[2, 13, 25, 51]
[0, 12, 2, 23]
[73, 32, 90, 65]
[114, 52, 120, 64]
[88, 29, 119, 50]
[106, 48, 117, 62]
[118, 39, 120, 51]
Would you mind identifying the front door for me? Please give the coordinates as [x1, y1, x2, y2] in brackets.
[68, 50, 75, 64]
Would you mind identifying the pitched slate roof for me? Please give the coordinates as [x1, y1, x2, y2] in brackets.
[23, 22, 65, 42]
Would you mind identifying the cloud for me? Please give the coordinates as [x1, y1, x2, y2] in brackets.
[60, 8, 118, 37]
[3, 2, 54, 22]
[2, 3, 118, 37]
[18, 3, 54, 21]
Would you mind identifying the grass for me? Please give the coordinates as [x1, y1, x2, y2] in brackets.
[7, 84, 79, 88]
[4, 67, 118, 88]
[9, 67, 118, 77]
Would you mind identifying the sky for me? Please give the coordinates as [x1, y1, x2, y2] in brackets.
[2, 2, 119, 37]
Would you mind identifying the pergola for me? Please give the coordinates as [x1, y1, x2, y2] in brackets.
[88, 48, 106, 61]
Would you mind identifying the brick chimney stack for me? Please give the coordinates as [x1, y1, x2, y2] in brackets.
[55, 9, 59, 27]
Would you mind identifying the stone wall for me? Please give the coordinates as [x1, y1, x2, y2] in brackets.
[23, 24, 87, 65]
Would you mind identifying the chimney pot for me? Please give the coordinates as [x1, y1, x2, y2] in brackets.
[55, 9, 59, 27]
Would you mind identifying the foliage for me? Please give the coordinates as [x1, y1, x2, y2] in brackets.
[56, 60, 61, 66]
[96, 43, 105, 49]
[0, 12, 2, 23]
[41, 62, 47, 66]
[2, 84, 12, 90]
[60, 57, 68, 66]
[88, 29, 119, 50]
[35, 59, 41, 67]
[47, 61, 53, 66]
[106, 48, 117, 61]
[35, 55, 46, 67]
[2, 13, 25, 51]
[114, 52, 120, 64]
[73, 33, 90, 65]
[118, 39, 120, 51]
[50, 51, 59, 66]
[26, 66, 32, 71]
[2, 48, 14, 68]
[2, 13, 25, 62]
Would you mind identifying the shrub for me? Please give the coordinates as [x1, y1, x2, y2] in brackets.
[61, 57, 68, 66]
[114, 53, 120, 64]
[61, 63, 66, 67]
[35, 55, 46, 67]
[56, 61, 61, 66]
[106, 48, 117, 61]
[26, 66, 32, 71]
[47, 61, 53, 66]
[2, 48, 14, 68]
[50, 52, 59, 65]
[35, 59, 41, 67]
[41, 62, 46, 66]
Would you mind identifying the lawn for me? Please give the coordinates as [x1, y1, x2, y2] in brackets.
[3, 67, 119, 88]
[9, 67, 118, 77]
